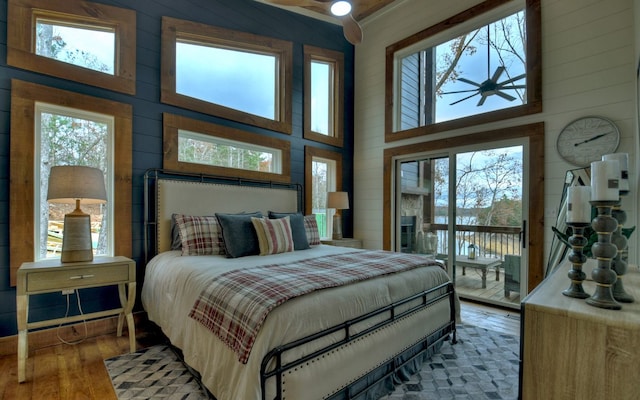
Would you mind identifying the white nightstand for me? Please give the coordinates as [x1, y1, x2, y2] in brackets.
[321, 238, 363, 249]
[16, 256, 136, 383]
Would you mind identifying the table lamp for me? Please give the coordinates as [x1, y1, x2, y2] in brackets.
[327, 191, 349, 240]
[47, 166, 107, 263]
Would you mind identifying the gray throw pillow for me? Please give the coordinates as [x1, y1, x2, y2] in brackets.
[215, 212, 263, 258]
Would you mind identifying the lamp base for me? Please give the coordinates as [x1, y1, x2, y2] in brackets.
[61, 212, 94, 263]
[332, 213, 343, 240]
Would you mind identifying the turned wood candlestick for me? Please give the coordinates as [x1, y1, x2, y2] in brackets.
[586, 201, 621, 310]
[563, 223, 590, 299]
[611, 203, 634, 303]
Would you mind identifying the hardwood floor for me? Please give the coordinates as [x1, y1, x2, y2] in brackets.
[0, 303, 519, 399]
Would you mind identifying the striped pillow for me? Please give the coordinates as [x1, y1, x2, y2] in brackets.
[252, 216, 294, 256]
[173, 214, 225, 256]
[303, 214, 321, 245]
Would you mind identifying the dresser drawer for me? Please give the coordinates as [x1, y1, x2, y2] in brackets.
[26, 264, 130, 292]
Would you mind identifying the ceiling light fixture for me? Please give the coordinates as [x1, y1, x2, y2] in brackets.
[330, 1, 352, 17]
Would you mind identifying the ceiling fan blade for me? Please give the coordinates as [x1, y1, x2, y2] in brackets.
[498, 73, 526, 86]
[496, 91, 516, 102]
[342, 13, 362, 45]
[450, 92, 479, 106]
[441, 89, 480, 95]
[499, 85, 526, 90]
[491, 66, 506, 82]
[477, 94, 488, 106]
[457, 77, 481, 87]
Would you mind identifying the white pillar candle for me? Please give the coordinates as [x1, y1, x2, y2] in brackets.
[567, 186, 591, 223]
[602, 153, 629, 194]
[590, 160, 620, 201]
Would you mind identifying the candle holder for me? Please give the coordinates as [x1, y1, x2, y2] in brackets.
[586, 201, 621, 310]
[611, 202, 634, 303]
[562, 222, 590, 298]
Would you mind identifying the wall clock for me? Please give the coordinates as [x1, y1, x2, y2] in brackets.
[556, 116, 620, 167]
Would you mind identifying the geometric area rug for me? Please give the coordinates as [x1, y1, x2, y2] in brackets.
[104, 345, 213, 399]
[379, 324, 520, 400]
[105, 324, 519, 400]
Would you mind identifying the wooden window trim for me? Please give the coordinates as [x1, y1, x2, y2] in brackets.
[383, 122, 545, 291]
[7, 0, 136, 95]
[9, 79, 133, 286]
[304, 146, 343, 215]
[161, 16, 293, 135]
[384, 0, 541, 142]
[304, 45, 344, 147]
[163, 113, 291, 183]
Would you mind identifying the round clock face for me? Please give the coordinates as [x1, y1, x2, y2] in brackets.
[556, 117, 620, 167]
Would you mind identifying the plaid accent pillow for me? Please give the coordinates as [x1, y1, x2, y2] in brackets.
[303, 214, 321, 245]
[173, 214, 225, 256]
[251, 216, 294, 256]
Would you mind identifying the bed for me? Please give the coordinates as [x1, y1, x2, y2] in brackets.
[141, 169, 457, 400]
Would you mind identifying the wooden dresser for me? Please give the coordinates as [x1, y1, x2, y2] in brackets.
[520, 262, 640, 399]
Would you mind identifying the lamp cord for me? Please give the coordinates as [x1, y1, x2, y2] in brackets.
[56, 291, 88, 345]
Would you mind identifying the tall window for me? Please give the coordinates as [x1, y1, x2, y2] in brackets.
[304, 45, 344, 147]
[7, 0, 136, 94]
[162, 16, 293, 134]
[35, 104, 114, 259]
[305, 147, 343, 239]
[9, 80, 132, 286]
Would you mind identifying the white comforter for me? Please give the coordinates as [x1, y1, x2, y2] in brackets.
[141, 245, 453, 400]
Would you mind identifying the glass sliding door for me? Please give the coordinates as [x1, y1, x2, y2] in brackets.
[395, 142, 527, 309]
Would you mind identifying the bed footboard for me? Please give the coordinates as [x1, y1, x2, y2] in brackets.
[260, 281, 457, 400]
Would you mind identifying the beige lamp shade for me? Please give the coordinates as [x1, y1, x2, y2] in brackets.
[47, 166, 106, 263]
[327, 191, 349, 210]
[47, 166, 107, 204]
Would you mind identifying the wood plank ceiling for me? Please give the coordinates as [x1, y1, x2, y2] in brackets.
[260, 0, 397, 22]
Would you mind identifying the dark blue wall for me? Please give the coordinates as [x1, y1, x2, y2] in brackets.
[0, 0, 354, 337]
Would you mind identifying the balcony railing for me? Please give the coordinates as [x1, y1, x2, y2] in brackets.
[412, 223, 522, 260]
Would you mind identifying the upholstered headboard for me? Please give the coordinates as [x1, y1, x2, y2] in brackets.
[144, 170, 301, 262]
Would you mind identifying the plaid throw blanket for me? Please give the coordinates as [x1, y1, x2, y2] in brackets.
[189, 250, 440, 364]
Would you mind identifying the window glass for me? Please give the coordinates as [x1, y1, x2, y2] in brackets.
[35, 103, 114, 260]
[178, 129, 281, 173]
[310, 61, 332, 135]
[311, 157, 336, 238]
[176, 41, 277, 120]
[36, 19, 115, 74]
[303, 45, 344, 147]
[398, 8, 526, 129]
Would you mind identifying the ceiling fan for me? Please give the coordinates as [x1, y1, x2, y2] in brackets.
[442, 27, 525, 106]
[443, 67, 526, 106]
[264, 0, 363, 45]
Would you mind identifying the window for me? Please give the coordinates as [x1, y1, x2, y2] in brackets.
[7, 0, 136, 94]
[161, 17, 293, 134]
[385, 0, 541, 141]
[304, 46, 344, 147]
[305, 147, 343, 239]
[35, 19, 115, 75]
[178, 131, 281, 174]
[35, 104, 114, 260]
[164, 113, 291, 183]
[9, 80, 132, 286]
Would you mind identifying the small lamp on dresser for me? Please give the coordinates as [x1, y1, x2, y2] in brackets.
[47, 165, 107, 263]
[327, 191, 349, 240]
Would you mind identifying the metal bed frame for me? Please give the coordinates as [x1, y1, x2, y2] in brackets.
[143, 168, 457, 400]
